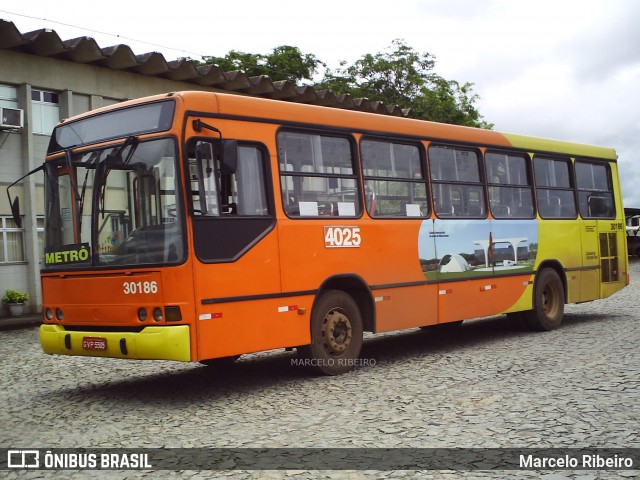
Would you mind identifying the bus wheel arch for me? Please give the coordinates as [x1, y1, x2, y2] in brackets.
[298, 276, 371, 375]
[523, 262, 566, 331]
[314, 274, 375, 333]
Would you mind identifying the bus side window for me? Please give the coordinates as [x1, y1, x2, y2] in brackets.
[575, 161, 615, 219]
[232, 146, 269, 216]
[189, 141, 219, 216]
[533, 157, 576, 219]
[277, 131, 360, 218]
[486, 152, 534, 219]
[428, 145, 485, 218]
[361, 139, 429, 218]
[188, 140, 269, 217]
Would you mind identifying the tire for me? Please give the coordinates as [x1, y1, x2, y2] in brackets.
[298, 290, 363, 375]
[521, 268, 565, 331]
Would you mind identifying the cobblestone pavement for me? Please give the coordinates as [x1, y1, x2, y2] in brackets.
[2, 260, 639, 479]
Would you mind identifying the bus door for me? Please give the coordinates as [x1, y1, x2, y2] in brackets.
[596, 219, 624, 298]
[575, 160, 621, 301]
[579, 219, 600, 302]
[185, 126, 282, 359]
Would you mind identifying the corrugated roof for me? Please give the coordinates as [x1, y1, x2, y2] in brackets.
[0, 19, 408, 117]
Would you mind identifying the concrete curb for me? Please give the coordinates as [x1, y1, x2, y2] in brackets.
[0, 314, 42, 331]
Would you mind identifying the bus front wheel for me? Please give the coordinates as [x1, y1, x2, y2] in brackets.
[522, 268, 565, 331]
[298, 290, 363, 376]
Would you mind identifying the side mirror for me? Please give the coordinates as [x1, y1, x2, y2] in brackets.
[10, 197, 21, 228]
[220, 139, 238, 175]
[6, 163, 44, 229]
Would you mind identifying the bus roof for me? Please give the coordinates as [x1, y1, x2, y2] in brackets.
[184, 91, 618, 161]
[58, 91, 618, 161]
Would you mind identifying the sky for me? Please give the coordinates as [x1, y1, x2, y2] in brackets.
[2, 0, 639, 206]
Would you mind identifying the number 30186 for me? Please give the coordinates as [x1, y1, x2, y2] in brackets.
[123, 281, 158, 295]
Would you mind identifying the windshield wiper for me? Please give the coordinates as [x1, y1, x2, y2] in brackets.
[106, 135, 139, 165]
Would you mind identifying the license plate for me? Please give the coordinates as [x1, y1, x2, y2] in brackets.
[82, 336, 107, 351]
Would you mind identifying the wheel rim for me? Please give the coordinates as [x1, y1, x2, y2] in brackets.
[321, 308, 353, 356]
[542, 283, 560, 318]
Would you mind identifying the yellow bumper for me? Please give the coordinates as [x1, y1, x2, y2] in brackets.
[40, 324, 191, 362]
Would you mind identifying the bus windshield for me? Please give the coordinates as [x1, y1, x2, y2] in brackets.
[43, 137, 185, 269]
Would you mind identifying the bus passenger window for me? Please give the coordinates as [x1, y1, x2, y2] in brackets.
[486, 152, 534, 219]
[575, 161, 614, 219]
[278, 131, 360, 218]
[533, 157, 576, 219]
[428, 145, 485, 218]
[361, 139, 429, 218]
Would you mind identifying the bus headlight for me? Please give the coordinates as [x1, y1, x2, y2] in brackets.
[56, 308, 64, 321]
[152, 307, 163, 322]
[45, 308, 54, 320]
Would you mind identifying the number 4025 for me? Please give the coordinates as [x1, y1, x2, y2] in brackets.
[324, 226, 362, 248]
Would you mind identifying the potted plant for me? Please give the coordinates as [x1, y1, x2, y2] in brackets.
[3, 289, 29, 317]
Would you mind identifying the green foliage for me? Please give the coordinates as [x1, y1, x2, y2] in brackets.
[3, 289, 29, 304]
[318, 39, 437, 105]
[195, 45, 324, 83]
[318, 39, 492, 128]
[196, 39, 492, 128]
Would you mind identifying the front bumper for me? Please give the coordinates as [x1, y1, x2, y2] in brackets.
[40, 324, 191, 361]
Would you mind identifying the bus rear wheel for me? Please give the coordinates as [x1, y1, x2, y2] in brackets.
[298, 290, 363, 376]
[522, 268, 565, 331]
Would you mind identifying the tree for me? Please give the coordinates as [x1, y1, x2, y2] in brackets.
[196, 40, 492, 128]
[318, 39, 492, 128]
[318, 39, 437, 106]
[196, 46, 324, 83]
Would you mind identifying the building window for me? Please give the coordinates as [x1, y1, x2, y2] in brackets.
[31, 89, 60, 135]
[0, 84, 19, 111]
[0, 217, 25, 263]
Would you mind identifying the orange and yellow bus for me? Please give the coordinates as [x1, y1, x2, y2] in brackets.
[12, 91, 628, 375]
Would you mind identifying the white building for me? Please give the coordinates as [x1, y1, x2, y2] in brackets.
[0, 19, 401, 315]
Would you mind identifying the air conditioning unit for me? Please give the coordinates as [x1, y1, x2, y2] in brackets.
[0, 107, 24, 129]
